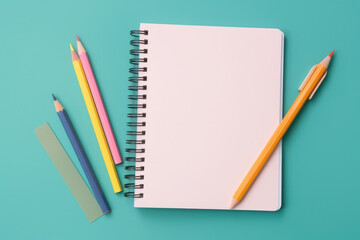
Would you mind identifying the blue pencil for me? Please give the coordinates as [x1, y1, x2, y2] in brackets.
[52, 94, 110, 214]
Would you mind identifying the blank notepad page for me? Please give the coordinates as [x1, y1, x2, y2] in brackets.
[134, 24, 284, 211]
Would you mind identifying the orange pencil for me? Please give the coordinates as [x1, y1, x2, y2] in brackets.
[230, 51, 334, 209]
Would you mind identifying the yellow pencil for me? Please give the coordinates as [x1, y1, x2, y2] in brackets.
[70, 44, 122, 193]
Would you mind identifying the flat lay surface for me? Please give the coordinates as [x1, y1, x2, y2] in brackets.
[1, 0, 359, 239]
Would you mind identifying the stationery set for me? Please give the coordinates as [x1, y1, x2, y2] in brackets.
[34, 23, 334, 221]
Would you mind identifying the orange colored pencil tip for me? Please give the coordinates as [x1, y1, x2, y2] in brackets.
[329, 50, 334, 58]
[76, 35, 80, 42]
[70, 43, 74, 51]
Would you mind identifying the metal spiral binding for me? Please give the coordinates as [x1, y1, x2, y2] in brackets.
[124, 30, 148, 198]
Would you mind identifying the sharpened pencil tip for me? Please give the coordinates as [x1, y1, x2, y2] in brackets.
[52, 94, 57, 101]
[329, 50, 334, 58]
[76, 36, 85, 54]
[70, 43, 74, 51]
[229, 198, 238, 209]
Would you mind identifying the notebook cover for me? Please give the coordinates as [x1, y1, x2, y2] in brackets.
[132, 24, 283, 211]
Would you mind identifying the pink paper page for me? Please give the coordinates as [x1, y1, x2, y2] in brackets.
[134, 24, 283, 211]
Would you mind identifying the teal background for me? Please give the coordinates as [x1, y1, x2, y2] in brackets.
[1, 0, 359, 239]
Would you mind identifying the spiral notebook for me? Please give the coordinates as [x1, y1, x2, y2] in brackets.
[126, 24, 284, 211]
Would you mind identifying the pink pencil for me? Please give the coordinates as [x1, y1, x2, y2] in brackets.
[76, 36, 122, 164]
